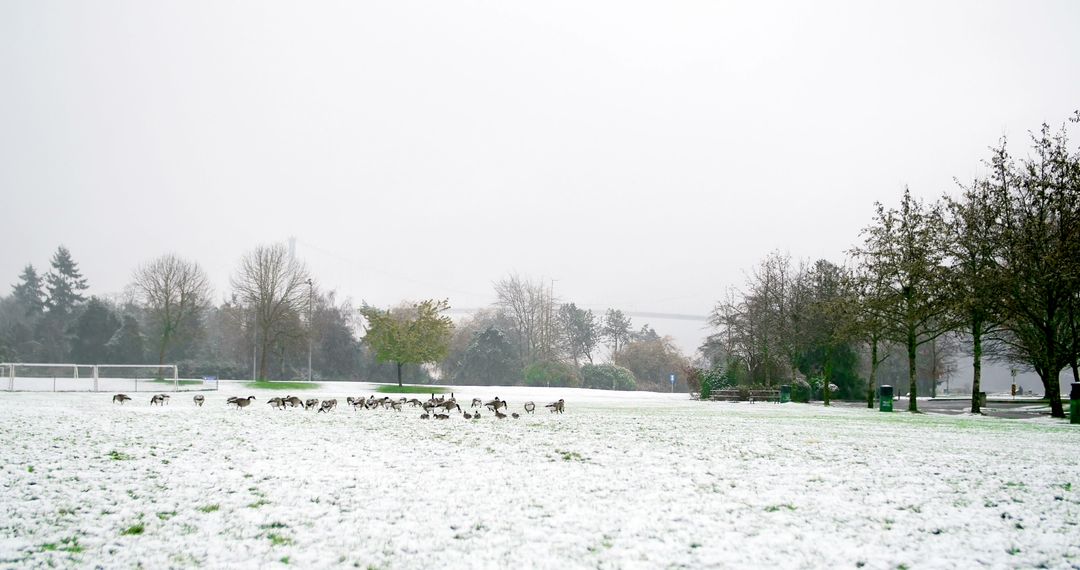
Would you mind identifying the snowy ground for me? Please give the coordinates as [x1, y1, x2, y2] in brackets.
[1, 383, 1078, 569]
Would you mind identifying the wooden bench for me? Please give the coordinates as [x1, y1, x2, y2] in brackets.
[709, 389, 780, 403]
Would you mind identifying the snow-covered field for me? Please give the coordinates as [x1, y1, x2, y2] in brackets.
[1, 383, 1078, 569]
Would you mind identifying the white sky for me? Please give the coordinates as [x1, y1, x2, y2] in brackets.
[2, 1, 1078, 360]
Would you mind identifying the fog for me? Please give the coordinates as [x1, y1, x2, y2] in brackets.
[2, 1, 1078, 390]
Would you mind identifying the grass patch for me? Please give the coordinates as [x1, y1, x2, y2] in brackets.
[121, 523, 145, 536]
[374, 384, 449, 394]
[765, 504, 797, 512]
[267, 533, 293, 546]
[108, 450, 132, 461]
[248, 498, 271, 509]
[244, 381, 319, 391]
[157, 511, 177, 521]
[555, 449, 585, 462]
[196, 504, 220, 513]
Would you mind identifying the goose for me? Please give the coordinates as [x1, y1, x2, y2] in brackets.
[471, 398, 483, 408]
[495, 410, 507, 419]
[419, 412, 430, 419]
[484, 397, 507, 412]
[283, 396, 303, 408]
[463, 411, 473, 420]
[150, 394, 166, 406]
[317, 399, 336, 413]
[545, 399, 565, 414]
[523, 401, 536, 414]
[112, 394, 131, 405]
[434, 413, 450, 420]
[193, 395, 205, 407]
[472, 412, 481, 419]
[157, 394, 171, 405]
[390, 400, 402, 412]
[511, 412, 520, 419]
[267, 397, 286, 410]
[406, 398, 423, 407]
[304, 398, 319, 410]
[231, 396, 256, 409]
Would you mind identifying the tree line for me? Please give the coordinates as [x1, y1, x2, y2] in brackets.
[700, 114, 1080, 418]
[0, 248, 689, 390]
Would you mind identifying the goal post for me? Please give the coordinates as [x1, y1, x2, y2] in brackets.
[1, 363, 94, 391]
[0, 362, 200, 392]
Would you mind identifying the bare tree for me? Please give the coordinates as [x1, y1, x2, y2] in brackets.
[493, 274, 556, 365]
[231, 244, 310, 380]
[132, 254, 212, 366]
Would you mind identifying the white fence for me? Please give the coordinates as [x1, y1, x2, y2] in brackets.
[1, 363, 219, 392]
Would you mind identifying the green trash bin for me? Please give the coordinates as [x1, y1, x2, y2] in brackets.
[1070, 383, 1080, 425]
[780, 385, 791, 403]
[879, 385, 893, 412]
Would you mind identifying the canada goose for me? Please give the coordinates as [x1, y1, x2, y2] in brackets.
[545, 399, 565, 414]
[419, 412, 430, 419]
[523, 401, 536, 414]
[434, 413, 450, 420]
[473, 412, 481, 419]
[390, 400, 402, 411]
[112, 394, 131, 405]
[283, 396, 303, 408]
[157, 394, 171, 405]
[267, 397, 286, 410]
[406, 398, 423, 407]
[438, 399, 461, 414]
[193, 395, 205, 407]
[471, 398, 482, 408]
[463, 411, 473, 420]
[231, 396, 256, 409]
[511, 412, 520, 419]
[495, 410, 507, 419]
[150, 394, 166, 406]
[304, 398, 319, 410]
[317, 399, 336, 413]
[484, 397, 507, 412]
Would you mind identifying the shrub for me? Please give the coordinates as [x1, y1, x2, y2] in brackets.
[580, 364, 637, 391]
[523, 360, 580, 388]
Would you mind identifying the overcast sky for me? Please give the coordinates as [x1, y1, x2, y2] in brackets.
[2, 1, 1078, 367]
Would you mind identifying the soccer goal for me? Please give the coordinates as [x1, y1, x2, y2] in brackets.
[1, 363, 96, 391]
[1, 362, 215, 392]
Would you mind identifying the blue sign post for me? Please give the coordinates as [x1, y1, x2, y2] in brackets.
[669, 373, 676, 392]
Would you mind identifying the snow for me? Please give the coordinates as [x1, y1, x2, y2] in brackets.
[1, 382, 1078, 569]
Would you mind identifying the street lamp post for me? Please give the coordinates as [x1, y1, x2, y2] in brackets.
[306, 279, 313, 382]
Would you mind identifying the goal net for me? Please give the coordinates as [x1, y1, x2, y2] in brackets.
[1, 363, 217, 393]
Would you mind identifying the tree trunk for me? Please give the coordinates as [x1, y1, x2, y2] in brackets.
[867, 338, 878, 408]
[970, 319, 983, 414]
[907, 327, 918, 412]
[1046, 332, 1064, 418]
[258, 341, 269, 381]
[396, 362, 403, 387]
[823, 351, 832, 407]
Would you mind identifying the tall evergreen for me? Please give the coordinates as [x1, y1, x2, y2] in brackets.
[44, 246, 88, 315]
[69, 297, 120, 363]
[107, 314, 146, 364]
[12, 264, 46, 316]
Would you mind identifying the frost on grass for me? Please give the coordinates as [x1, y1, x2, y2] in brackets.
[0, 384, 1078, 568]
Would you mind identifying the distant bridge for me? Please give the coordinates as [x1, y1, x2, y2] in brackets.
[445, 308, 709, 322]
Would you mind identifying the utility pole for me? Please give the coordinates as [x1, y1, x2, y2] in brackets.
[306, 278, 314, 382]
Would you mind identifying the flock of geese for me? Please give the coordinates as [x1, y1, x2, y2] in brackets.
[110, 391, 567, 419]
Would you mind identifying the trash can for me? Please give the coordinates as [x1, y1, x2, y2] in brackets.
[1071, 383, 1080, 425]
[780, 384, 791, 403]
[879, 385, 893, 412]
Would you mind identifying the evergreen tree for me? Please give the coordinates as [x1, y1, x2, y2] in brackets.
[69, 297, 120, 363]
[44, 246, 88, 315]
[107, 314, 146, 364]
[12, 264, 46, 316]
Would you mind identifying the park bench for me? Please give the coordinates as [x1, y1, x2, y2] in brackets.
[709, 389, 780, 403]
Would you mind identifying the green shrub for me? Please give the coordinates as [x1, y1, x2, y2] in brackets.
[523, 360, 580, 388]
[580, 364, 637, 390]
